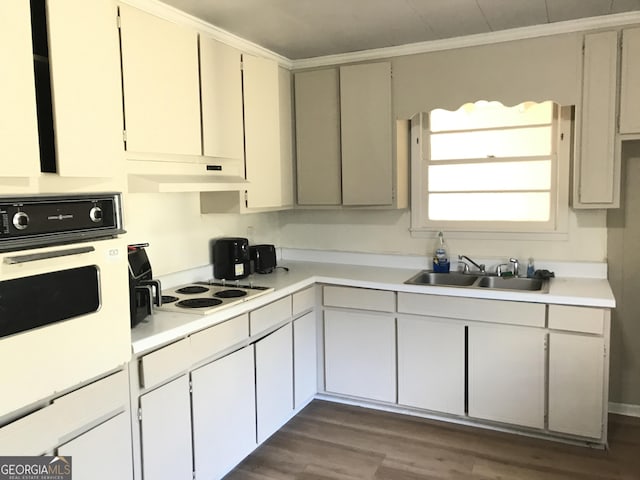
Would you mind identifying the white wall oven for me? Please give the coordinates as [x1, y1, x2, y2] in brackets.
[0, 193, 131, 419]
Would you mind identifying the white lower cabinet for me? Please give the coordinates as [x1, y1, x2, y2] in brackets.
[0, 369, 131, 465]
[191, 346, 257, 480]
[397, 317, 465, 415]
[548, 332, 605, 438]
[468, 324, 546, 429]
[58, 412, 133, 480]
[255, 323, 294, 443]
[139, 375, 193, 480]
[324, 310, 396, 402]
[294, 311, 318, 409]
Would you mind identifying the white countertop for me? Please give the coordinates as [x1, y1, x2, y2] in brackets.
[130, 260, 615, 355]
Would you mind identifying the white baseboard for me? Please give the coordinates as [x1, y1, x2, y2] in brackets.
[609, 402, 640, 417]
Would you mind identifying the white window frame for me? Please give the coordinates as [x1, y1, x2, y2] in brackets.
[410, 105, 571, 239]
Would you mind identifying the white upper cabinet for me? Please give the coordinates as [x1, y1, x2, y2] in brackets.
[340, 62, 393, 206]
[574, 31, 620, 208]
[619, 27, 640, 135]
[47, 0, 123, 177]
[294, 62, 404, 208]
[200, 36, 244, 160]
[0, 2, 39, 177]
[243, 54, 285, 209]
[294, 68, 342, 205]
[119, 4, 201, 157]
[200, 59, 293, 212]
[278, 66, 295, 208]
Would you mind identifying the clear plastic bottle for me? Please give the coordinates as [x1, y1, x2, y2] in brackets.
[527, 257, 535, 278]
[433, 232, 450, 273]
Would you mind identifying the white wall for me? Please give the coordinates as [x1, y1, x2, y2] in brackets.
[121, 29, 610, 268]
[123, 192, 280, 276]
[607, 141, 640, 405]
[282, 30, 607, 263]
[278, 209, 607, 263]
[392, 32, 583, 117]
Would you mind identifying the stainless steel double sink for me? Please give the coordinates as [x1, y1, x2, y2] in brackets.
[404, 271, 549, 293]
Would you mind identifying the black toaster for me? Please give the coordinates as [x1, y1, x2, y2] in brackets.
[250, 244, 277, 274]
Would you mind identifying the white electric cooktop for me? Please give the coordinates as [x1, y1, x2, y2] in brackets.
[155, 280, 274, 315]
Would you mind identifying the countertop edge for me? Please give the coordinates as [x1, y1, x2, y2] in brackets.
[131, 262, 615, 355]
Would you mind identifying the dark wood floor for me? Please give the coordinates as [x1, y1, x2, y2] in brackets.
[226, 400, 640, 480]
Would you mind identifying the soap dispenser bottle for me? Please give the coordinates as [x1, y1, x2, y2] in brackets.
[433, 232, 450, 273]
[527, 257, 535, 278]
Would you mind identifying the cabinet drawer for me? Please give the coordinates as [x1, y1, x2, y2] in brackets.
[0, 370, 129, 455]
[190, 314, 249, 364]
[323, 286, 395, 312]
[548, 305, 605, 334]
[53, 370, 128, 440]
[250, 296, 292, 335]
[293, 287, 315, 317]
[140, 338, 191, 389]
[397, 293, 545, 328]
[0, 403, 60, 455]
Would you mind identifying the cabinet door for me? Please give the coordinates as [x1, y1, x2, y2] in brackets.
[279, 66, 294, 207]
[139, 375, 193, 480]
[397, 317, 465, 415]
[200, 36, 244, 160]
[243, 54, 282, 209]
[340, 62, 393, 206]
[324, 310, 396, 402]
[294, 68, 342, 205]
[47, 0, 123, 177]
[548, 332, 605, 438]
[294, 311, 317, 409]
[119, 5, 200, 156]
[255, 323, 294, 443]
[468, 324, 545, 429]
[192, 347, 256, 480]
[575, 31, 619, 207]
[0, 1, 40, 177]
[620, 27, 640, 134]
[58, 412, 133, 480]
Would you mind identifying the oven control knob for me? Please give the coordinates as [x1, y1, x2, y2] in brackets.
[13, 212, 29, 230]
[89, 206, 103, 223]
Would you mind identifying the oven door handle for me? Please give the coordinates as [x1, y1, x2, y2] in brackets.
[3, 246, 96, 265]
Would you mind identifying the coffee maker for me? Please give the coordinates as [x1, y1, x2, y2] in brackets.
[128, 243, 162, 326]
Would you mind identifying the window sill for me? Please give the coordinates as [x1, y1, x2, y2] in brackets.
[409, 228, 569, 242]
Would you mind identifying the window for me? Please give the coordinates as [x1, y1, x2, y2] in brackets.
[410, 101, 570, 235]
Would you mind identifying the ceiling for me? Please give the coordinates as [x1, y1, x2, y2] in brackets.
[160, 0, 640, 59]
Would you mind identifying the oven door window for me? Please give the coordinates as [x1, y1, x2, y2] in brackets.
[0, 266, 100, 338]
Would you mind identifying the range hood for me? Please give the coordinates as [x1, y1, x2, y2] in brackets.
[126, 156, 248, 194]
[127, 174, 248, 193]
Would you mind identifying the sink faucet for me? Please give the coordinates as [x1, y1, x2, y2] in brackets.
[510, 257, 519, 277]
[458, 255, 485, 273]
[497, 258, 520, 277]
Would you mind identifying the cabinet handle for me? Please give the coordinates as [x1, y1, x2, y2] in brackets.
[206, 165, 222, 171]
[3, 246, 95, 264]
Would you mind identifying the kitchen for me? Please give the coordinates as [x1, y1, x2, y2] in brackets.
[1, 0, 640, 479]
